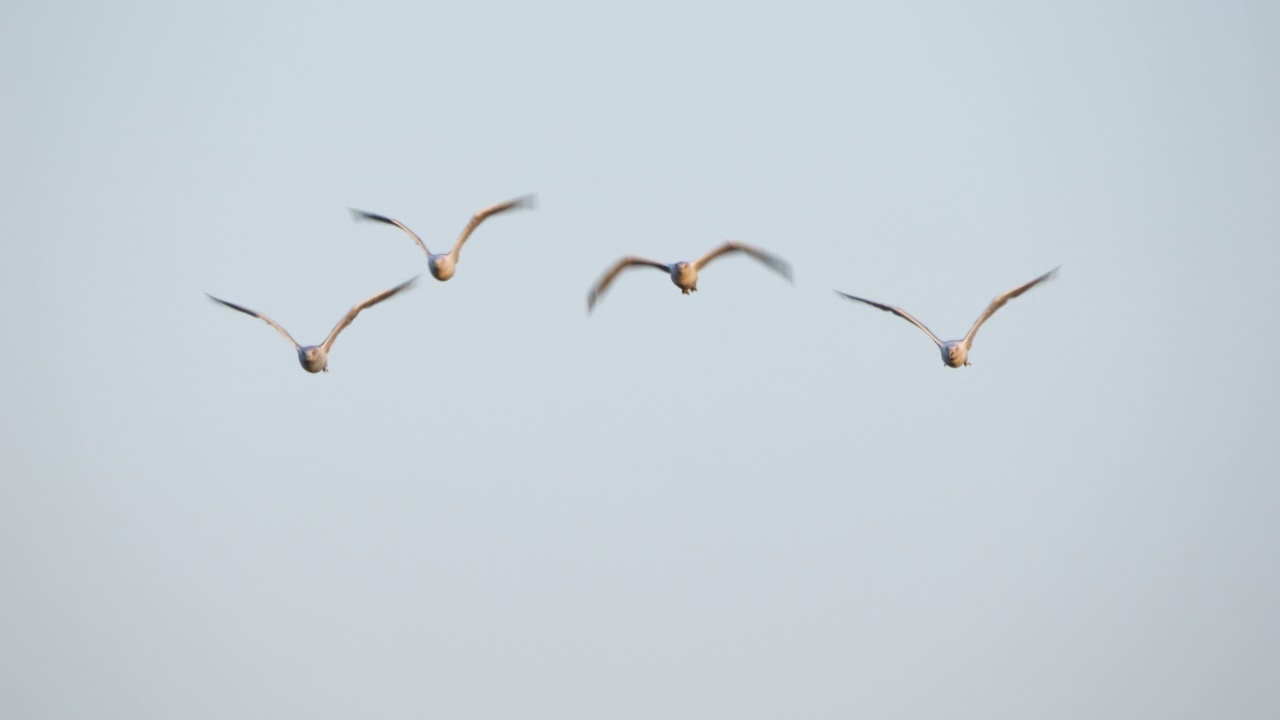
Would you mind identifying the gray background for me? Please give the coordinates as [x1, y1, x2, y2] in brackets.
[2, 1, 1277, 717]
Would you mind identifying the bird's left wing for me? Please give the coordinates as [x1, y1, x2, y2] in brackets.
[692, 241, 792, 281]
[962, 266, 1059, 349]
[320, 275, 420, 353]
[448, 194, 537, 259]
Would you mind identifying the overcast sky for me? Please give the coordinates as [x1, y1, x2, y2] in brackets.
[2, 1, 1278, 718]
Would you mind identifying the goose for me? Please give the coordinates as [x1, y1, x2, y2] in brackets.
[206, 276, 419, 373]
[351, 195, 535, 281]
[835, 267, 1058, 367]
[587, 241, 791, 312]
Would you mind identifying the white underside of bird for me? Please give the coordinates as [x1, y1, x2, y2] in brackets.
[836, 267, 1059, 368]
[207, 276, 419, 373]
[587, 241, 792, 312]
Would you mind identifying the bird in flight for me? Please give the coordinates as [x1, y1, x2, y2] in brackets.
[351, 195, 536, 282]
[587, 241, 791, 312]
[206, 276, 419, 373]
[835, 267, 1059, 368]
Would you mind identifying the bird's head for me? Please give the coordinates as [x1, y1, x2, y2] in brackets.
[428, 254, 456, 281]
[669, 262, 698, 292]
[942, 342, 968, 368]
[298, 346, 327, 373]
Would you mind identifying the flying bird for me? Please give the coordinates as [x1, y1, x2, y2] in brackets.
[835, 267, 1059, 368]
[206, 276, 419, 373]
[351, 195, 536, 281]
[587, 241, 791, 312]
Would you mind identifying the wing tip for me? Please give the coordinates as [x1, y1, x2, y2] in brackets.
[350, 207, 389, 224]
[777, 260, 794, 282]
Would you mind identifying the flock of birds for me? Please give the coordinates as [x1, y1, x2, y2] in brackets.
[207, 194, 1060, 373]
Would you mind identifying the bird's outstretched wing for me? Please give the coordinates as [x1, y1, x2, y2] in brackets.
[587, 256, 671, 312]
[962, 267, 1059, 350]
[351, 209, 432, 256]
[693, 241, 792, 281]
[320, 276, 420, 353]
[835, 290, 944, 348]
[207, 294, 302, 349]
[449, 194, 537, 259]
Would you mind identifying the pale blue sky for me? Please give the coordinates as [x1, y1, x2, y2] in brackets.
[2, 1, 1278, 718]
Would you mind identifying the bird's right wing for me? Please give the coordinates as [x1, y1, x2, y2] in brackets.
[835, 290, 944, 348]
[587, 256, 671, 312]
[351, 209, 432, 256]
[206, 294, 302, 349]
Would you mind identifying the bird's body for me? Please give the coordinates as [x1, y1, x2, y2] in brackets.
[297, 345, 329, 373]
[836, 267, 1059, 368]
[427, 253, 457, 281]
[351, 195, 535, 282]
[206, 276, 419, 373]
[670, 261, 699, 293]
[941, 340, 968, 368]
[587, 241, 791, 311]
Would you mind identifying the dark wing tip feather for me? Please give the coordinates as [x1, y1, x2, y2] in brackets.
[350, 208, 395, 224]
[834, 290, 884, 310]
[769, 253, 793, 281]
[370, 275, 421, 304]
[394, 274, 421, 293]
[1004, 265, 1062, 301]
[479, 194, 538, 219]
[205, 293, 259, 318]
[735, 242, 791, 281]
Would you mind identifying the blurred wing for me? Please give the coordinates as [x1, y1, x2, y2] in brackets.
[351, 209, 432, 256]
[587, 256, 670, 312]
[320, 275, 420, 352]
[449, 194, 537, 259]
[835, 290, 944, 348]
[206, 293, 302, 349]
[693, 241, 792, 281]
[962, 266, 1059, 349]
